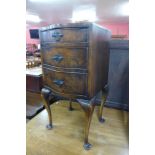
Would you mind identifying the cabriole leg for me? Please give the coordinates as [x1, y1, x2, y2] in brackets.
[78, 100, 95, 150]
[68, 99, 74, 111]
[98, 92, 107, 123]
[41, 88, 53, 129]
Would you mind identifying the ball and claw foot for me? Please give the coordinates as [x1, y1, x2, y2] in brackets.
[83, 143, 92, 150]
[46, 124, 53, 129]
[99, 117, 105, 123]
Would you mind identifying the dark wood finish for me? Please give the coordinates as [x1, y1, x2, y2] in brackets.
[39, 22, 111, 149]
[105, 40, 129, 110]
[77, 92, 101, 150]
[43, 67, 88, 96]
[40, 27, 88, 43]
[98, 91, 107, 123]
[112, 35, 127, 40]
[88, 25, 110, 98]
[41, 46, 88, 69]
[41, 88, 53, 129]
[26, 91, 43, 121]
[26, 91, 58, 122]
[68, 99, 74, 111]
[26, 74, 43, 93]
[26, 104, 43, 119]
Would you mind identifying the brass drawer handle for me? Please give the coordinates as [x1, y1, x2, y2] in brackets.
[51, 54, 63, 62]
[53, 79, 64, 86]
[52, 31, 63, 41]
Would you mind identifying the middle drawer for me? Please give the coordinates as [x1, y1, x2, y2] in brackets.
[41, 46, 88, 69]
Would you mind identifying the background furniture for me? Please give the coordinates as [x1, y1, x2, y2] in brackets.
[26, 44, 38, 53]
[26, 57, 41, 68]
[26, 67, 43, 93]
[39, 22, 111, 150]
[105, 40, 129, 111]
[112, 35, 127, 40]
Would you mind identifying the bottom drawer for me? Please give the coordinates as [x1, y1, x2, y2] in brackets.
[43, 67, 88, 96]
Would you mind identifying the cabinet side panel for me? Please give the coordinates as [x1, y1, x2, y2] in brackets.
[88, 24, 111, 98]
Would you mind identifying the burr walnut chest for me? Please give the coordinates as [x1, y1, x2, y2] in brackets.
[39, 22, 111, 150]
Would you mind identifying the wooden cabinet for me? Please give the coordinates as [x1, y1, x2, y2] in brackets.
[105, 40, 129, 111]
[26, 67, 43, 93]
[39, 22, 111, 150]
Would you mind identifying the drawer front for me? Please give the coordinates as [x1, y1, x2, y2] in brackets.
[43, 68, 87, 95]
[41, 46, 88, 69]
[40, 28, 88, 43]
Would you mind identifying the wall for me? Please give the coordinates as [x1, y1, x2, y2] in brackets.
[100, 22, 129, 39]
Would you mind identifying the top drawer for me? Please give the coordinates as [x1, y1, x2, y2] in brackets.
[39, 28, 88, 43]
